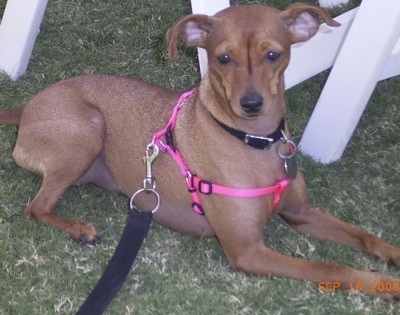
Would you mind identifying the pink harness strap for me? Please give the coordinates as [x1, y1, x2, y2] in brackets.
[152, 90, 290, 215]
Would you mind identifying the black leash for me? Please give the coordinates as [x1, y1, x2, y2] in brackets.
[76, 209, 153, 315]
[76, 142, 160, 314]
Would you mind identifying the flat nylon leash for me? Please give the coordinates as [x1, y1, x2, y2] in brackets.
[76, 209, 153, 315]
[76, 135, 160, 314]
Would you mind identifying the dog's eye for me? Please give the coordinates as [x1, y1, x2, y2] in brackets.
[266, 51, 281, 63]
[216, 54, 231, 65]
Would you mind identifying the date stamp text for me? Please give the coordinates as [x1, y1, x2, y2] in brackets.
[318, 281, 400, 293]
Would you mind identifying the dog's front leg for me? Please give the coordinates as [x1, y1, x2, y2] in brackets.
[204, 197, 400, 300]
[227, 240, 400, 300]
[280, 206, 400, 267]
[279, 174, 400, 268]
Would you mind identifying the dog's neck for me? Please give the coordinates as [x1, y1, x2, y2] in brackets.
[198, 75, 286, 137]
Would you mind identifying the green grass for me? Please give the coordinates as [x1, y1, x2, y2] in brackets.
[1, 0, 399, 314]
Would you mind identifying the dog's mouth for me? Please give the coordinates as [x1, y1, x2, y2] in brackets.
[242, 111, 263, 118]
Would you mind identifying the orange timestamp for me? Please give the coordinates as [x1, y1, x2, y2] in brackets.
[318, 281, 400, 293]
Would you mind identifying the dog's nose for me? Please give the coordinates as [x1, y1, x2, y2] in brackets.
[240, 93, 263, 114]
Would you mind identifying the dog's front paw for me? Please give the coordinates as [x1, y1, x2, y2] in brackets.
[376, 243, 400, 269]
[66, 222, 100, 246]
[386, 252, 400, 269]
[358, 272, 400, 301]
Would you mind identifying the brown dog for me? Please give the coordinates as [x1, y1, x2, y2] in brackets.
[1, 3, 400, 300]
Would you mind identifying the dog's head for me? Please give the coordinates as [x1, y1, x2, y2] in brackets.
[167, 3, 339, 122]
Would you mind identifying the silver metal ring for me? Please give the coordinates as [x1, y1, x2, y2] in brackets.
[276, 140, 296, 159]
[129, 188, 160, 214]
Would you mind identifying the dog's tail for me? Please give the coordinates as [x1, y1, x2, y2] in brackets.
[0, 108, 22, 125]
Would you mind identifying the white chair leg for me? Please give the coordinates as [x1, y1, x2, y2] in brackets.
[0, 0, 48, 80]
[299, 0, 400, 164]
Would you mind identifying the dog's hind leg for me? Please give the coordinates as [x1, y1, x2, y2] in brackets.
[23, 167, 101, 245]
[12, 107, 107, 244]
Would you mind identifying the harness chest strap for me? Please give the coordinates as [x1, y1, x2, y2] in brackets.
[189, 174, 290, 214]
[152, 90, 291, 215]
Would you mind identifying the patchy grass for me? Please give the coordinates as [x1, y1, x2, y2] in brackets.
[1, 0, 399, 314]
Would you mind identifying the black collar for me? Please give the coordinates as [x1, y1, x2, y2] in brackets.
[211, 116, 285, 150]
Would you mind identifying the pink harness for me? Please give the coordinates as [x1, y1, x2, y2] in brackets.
[152, 90, 290, 215]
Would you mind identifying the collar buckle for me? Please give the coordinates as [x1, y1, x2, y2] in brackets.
[244, 134, 273, 150]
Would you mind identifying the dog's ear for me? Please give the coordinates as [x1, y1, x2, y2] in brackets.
[279, 3, 340, 43]
[166, 14, 214, 61]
